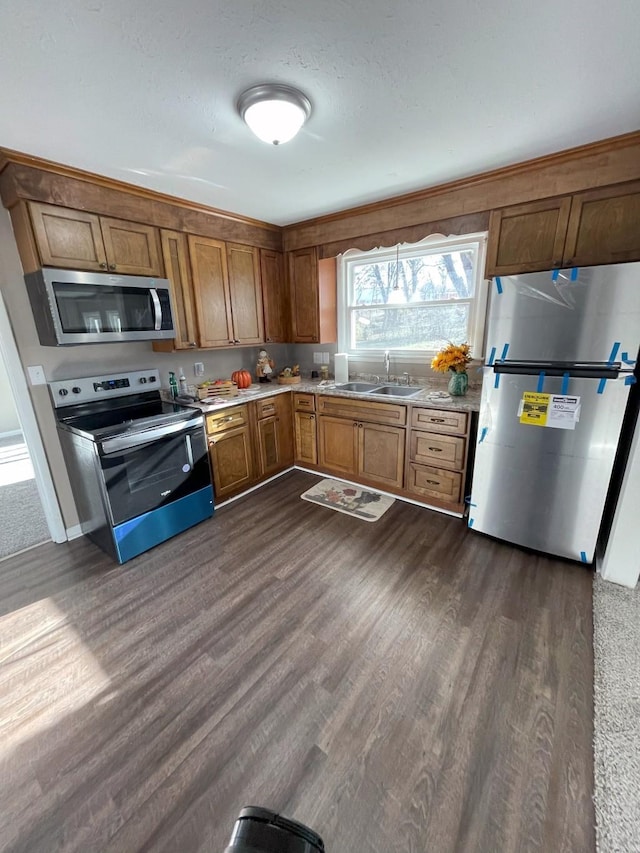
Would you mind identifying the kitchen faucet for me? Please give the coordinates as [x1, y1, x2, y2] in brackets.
[384, 350, 390, 383]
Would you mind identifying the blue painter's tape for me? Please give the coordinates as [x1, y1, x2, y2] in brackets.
[468, 518, 475, 528]
[597, 378, 607, 394]
[625, 375, 637, 385]
[537, 371, 546, 393]
[501, 343, 510, 361]
[479, 426, 489, 443]
[494, 373, 501, 389]
[495, 276, 503, 294]
[570, 267, 579, 281]
[488, 346, 496, 366]
[607, 342, 621, 365]
[551, 268, 560, 282]
[561, 372, 570, 395]
[580, 551, 588, 563]
[621, 352, 637, 365]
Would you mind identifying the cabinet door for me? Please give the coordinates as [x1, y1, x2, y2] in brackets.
[227, 243, 264, 345]
[158, 229, 198, 350]
[486, 198, 572, 276]
[189, 235, 234, 348]
[28, 201, 107, 271]
[563, 182, 640, 267]
[289, 247, 319, 342]
[317, 415, 358, 476]
[256, 416, 281, 477]
[261, 249, 289, 342]
[208, 425, 254, 499]
[295, 411, 317, 466]
[358, 422, 405, 489]
[99, 217, 163, 276]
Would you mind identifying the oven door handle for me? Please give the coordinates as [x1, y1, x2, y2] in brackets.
[100, 416, 203, 455]
[150, 288, 162, 331]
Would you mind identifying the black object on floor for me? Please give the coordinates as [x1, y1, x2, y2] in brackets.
[224, 806, 324, 852]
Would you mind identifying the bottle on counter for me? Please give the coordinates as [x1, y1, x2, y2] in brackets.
[169, 371, 178, 399]
[178, 367, 188, 395]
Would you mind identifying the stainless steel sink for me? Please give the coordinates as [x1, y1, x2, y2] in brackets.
[370, 385, 423, 397]
[337, 382, 378, 392]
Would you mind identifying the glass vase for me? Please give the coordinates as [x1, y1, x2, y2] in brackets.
[448, 370, 468, 396]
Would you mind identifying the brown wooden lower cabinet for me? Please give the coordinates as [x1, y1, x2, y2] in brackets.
[206, 392, 472, 514]
[317, 398, 406, 491]
[255, 393, 294, 479]
[294, 393, 318, 466]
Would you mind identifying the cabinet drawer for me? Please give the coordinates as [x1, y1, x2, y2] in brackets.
[206, 405, 247, 434]
[411, 430, 465, 470]
[318, 395, 406, 426]
[407, 463, 462, 504]
[256, 398, 278, 418]
[294, 392, 315, 412]
[411, 407, 467, 435]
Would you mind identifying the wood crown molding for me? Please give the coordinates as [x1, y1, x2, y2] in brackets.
[0, 146, 280, 233]
[284, 129, 640, 252]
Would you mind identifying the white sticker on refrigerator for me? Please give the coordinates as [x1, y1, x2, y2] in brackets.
[547, 395, 580, 430]
[518, 394, 580, 429]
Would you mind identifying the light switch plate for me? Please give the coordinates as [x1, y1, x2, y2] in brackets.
[27, 365, 47, 385]
[313, 352, 322, 364]
[194, 362, 205, 377]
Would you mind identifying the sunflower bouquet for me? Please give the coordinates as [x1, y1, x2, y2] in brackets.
[431, 342, 472, 374]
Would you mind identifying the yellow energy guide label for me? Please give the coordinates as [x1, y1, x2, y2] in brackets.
[517, 393, 581, 430]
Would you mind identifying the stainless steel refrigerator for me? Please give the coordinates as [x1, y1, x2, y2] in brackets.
[469, 262, 640, 563]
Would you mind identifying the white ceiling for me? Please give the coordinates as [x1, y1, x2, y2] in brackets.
[0, 0, 638, 226]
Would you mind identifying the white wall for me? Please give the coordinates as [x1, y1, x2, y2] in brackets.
[0, 348, 21, 434]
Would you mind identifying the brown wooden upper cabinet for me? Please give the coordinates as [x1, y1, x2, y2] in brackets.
[157, 229, 199, 349]
[260, 249, 289, 342]
[288, 248, 337, 343]
[486, 181, 640, 277]
[187, 235, 263, 348]
[28, 201, 163, 276]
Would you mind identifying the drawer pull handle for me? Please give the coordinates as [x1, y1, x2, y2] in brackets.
[430, 418, 445, 423]
[426, 479, 440, 485]
[428, 446, 443, 452]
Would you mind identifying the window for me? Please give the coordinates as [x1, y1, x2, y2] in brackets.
[338, 233, 488, 361]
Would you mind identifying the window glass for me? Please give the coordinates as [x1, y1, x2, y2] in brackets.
[338, 234, 487, 360]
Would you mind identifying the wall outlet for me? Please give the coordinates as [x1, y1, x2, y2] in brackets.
[322, 352, 330, 363]
[27, 365, 47, 385]
[313, 352, 322, 364]
[194, 362, 205, 377]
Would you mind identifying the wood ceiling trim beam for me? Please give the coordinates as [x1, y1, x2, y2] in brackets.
[284, 130, 640, 253]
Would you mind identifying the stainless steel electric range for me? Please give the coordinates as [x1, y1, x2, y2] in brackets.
[51, 369, 213, 563]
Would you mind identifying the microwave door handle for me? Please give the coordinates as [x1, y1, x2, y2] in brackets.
[150, 288, 162, 331]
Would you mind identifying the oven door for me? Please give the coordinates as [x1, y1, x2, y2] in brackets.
[99, 422, 211, 526]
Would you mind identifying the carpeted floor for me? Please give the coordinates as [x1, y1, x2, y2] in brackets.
[0, 435, 50, 559]
[593, 574, 640, 853]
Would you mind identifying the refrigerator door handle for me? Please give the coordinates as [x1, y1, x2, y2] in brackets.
[493, 360, 621, 379]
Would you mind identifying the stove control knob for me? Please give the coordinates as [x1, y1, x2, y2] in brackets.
[148, 375, 156, 382]
[58, 388, 68, 396]
[139, 377, 147, 384]
[72, 387, 81, 394]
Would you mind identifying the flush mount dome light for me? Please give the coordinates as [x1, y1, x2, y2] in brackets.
[237, 84, 311, 145]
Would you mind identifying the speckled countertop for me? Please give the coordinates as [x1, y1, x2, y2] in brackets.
[190, 378, 481, 414]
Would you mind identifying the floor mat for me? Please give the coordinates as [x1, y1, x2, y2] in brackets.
[301, 478, 395, 522]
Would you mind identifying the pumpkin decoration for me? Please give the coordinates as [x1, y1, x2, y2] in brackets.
[231, 369, 252, 389]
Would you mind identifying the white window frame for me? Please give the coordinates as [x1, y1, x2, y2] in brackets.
[337, 232, 488, 363]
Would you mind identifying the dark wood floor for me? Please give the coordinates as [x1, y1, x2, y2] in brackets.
[0, 470, 594, 852]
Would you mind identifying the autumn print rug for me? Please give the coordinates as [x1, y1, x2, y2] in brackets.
[301, 478, 395, 522]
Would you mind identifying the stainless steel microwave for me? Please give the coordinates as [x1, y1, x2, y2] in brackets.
[25, 267, 176, 346]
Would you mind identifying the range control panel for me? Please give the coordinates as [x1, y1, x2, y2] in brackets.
[49, 369, 160, 407]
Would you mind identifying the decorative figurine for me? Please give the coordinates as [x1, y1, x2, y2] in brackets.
[256, 349, 275, 382]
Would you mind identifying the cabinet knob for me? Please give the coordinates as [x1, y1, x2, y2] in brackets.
[552, 260, 562, 268]
[99, 262, 107, 269]
[566, 259, 574, 266]
[109, 264, 116, 271]
[189, 342, 197, 347]
[229, 340, 234, 345]
[310, 415, 315, 420]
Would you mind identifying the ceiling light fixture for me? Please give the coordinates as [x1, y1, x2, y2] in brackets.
[237, 84, 312, 145]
